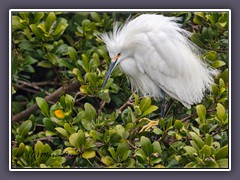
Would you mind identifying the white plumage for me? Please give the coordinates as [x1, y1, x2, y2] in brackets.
[101, 14, 218, 108]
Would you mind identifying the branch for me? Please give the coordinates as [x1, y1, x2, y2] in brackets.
[12, 78, 80, 122]
[18, 80, 51, 95]
[117, 91, 137, 112]
[180, 108, 216, 122]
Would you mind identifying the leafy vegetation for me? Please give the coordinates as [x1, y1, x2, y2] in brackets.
[11, 11, 229, 169]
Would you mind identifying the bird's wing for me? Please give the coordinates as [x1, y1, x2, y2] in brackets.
[133, 30, 206, 106]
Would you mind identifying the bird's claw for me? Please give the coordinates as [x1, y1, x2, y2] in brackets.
[139, 118, 159, 133]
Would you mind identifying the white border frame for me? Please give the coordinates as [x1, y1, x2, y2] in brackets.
[9, 9, 231, 171]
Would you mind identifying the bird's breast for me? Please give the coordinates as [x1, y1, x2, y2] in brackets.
[118, 58, 140, 77]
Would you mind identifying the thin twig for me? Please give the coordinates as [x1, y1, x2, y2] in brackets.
[180, 108, 216, 122]
[15, 84, 39, 94]
[98, 100, 106, 114]
[118, 101, 134, 112]
[18, 80, 51, 95]
[117, 91, 137, 112]
[32, 136, 55, 142]
[12, 78, 80, 122]
[32, 81, 58, 86]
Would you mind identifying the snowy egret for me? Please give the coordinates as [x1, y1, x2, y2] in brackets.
[101, 14, 218, 113]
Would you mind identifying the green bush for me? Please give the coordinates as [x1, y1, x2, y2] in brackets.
[11, 11, 229, 168]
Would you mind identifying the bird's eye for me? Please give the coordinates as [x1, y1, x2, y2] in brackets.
[117, 53, 121, 56]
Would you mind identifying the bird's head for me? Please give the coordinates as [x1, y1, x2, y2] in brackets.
[101, 52, 122, 89]
[100, 22, 135, 89]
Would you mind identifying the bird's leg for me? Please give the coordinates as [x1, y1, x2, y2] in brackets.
[164, 99, 174, 117]
[160, 90, 166, 117]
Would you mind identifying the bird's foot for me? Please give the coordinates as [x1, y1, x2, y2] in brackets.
[139, 118, 159, 133]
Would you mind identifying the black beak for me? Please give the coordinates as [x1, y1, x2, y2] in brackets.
[102, 61, 117, 90]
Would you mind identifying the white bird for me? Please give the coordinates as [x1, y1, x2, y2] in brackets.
[101, 14, 218, 110]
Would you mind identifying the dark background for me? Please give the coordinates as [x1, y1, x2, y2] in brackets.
[1, 0, 237, 179]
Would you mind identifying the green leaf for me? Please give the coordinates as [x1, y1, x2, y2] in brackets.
[45, 157, 66, 167]
[65, 94, 74, 109]
[217, 158, 228, 168]
[36, 97, 49, 117]
[199, 145, 211, 158]
[34, 12, 44, 23]
[52, 19, 68, 37]
[91, 12, 101, 22]
[64, 123, 76, 135]
[115, 125, 129, 139]
[58, 59, 74, 69]
[212, 84, 219, 96]
[140, 97, 151, 112]
[81, 117, 93, 131]
[121, 150, 131, 162]
[84, 103, 96, 121]
[166, 117, 173, 131]
[15, 143, 26, 157]
[45, 12, 56, 32]
[141, 136, 153, 157]
[194, 12, 205, 19]
[108, 147, 117, 161]
[219, 78, 225, 89]
[141, 105, 158, 117]
[206, 14, 216, 26]
[152, 141, 161, 154]
[218, 13, 228, 27]
[101, 156, 114, 166]
[205, 51, 217, 61]
[212, 60, 226, 68]
[12, 16, 25, 30]
[68, 47, 78, 63]
[30, 24, 43, 39]
[85, 72, 98, 85]
[63, 147, 78, 155]
[18, 120, 32, 137]
[43, 118, 56, 132]
[34, 141, 52, 164]
[69, 130, 86, 149]
[37, 61, 53, 68]
[215, 145, 228, 160]
[82, 151, 96, 159]
[134, 93, 139, 106]
[205, 133, 213, 146]
[219, 69, 228, 84]
[90, 130, 103, 141]
[24, 56, 38, 65]
[135, 149, 147, 162]
[37, 23, 46, 33]
[97, 91, 111, 103]
[82, 54, 89, 72]
[184, 146, 197, 157]
[189, 132, 204, 149]
[216, 103, 226, 122]
[89, 53, 101, 69]
[116, 142, 130, 158]
[196, 104, 206, 122]
[190, 33, 206, 48]
[34, 140, 43, 154]
[174, 120, 183, 130]
[55, 127, 69, 138]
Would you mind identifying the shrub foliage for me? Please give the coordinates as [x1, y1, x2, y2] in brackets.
[11, 11, 229, 168]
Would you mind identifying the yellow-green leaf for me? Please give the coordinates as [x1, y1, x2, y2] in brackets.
[55, 127, 69, 138]
[141, 105, 158, 117]
[18, 120, 32, 137]
[215, 145, 228, 160]
[196, 104, 206, 122]
[82, 151, 96, 159]
[101, 156, 114, 166]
